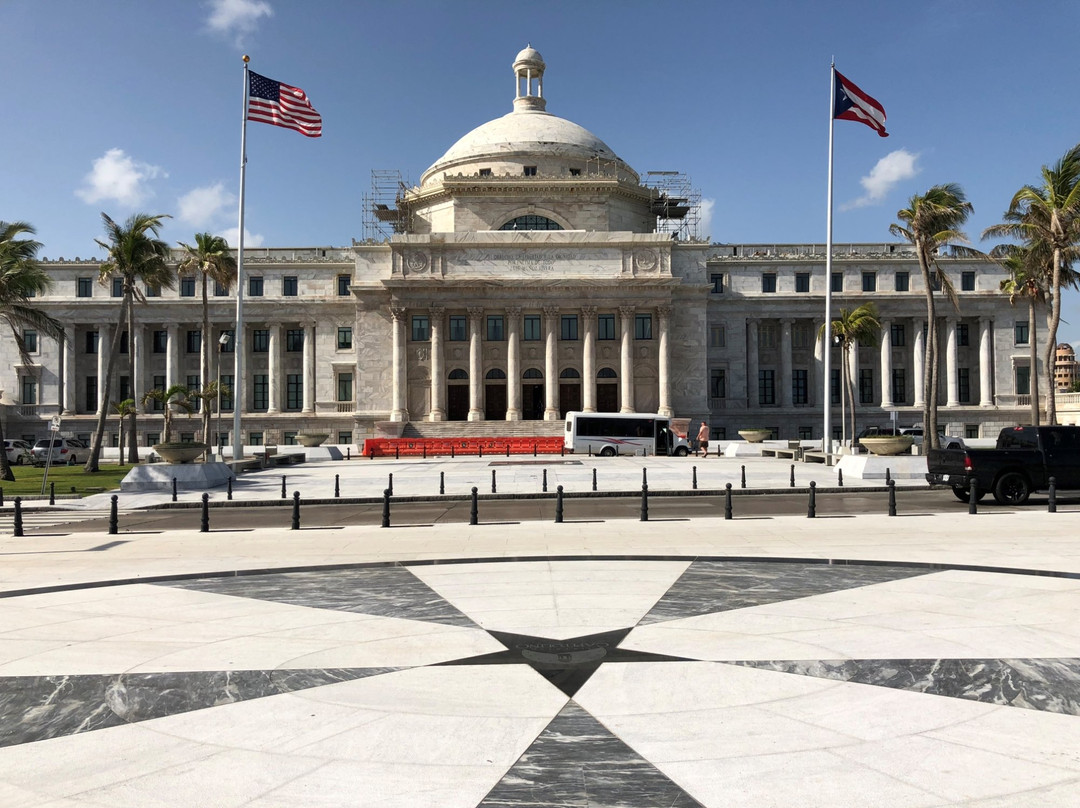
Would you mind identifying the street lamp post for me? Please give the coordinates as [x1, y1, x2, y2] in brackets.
[217, 332, 230, 460]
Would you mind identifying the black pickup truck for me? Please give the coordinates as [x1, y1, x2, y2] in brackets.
[926, 425, 1080, 505]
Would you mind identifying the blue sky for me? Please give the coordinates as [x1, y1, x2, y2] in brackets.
[5, 0, 1080, 342]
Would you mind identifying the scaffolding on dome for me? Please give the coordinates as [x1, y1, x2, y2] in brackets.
[362, 170, 411, 241]
[645, 170, 701, 241]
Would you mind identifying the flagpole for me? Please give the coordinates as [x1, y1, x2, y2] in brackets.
[232, 56, 250, 462]
[823, 62, 836, 456]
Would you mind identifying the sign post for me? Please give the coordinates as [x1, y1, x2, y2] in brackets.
[39, 415, 61, 495]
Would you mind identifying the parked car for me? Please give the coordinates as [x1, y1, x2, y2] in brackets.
[926, 425, 1080, 505]
[3, 439, 32, 465]
[900, 428, 965, 450]
[30, 438, 83, 466]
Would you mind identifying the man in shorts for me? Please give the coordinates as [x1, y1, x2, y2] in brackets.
[696, 421, 710, 457]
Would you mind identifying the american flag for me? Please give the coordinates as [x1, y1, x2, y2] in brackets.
[247, 70, 322, 138]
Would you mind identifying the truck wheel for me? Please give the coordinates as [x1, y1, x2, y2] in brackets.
[993, 472, 1031, 506]
[952, 486, 985, 503]
[674, 446, 688, 457]
[600, 446, 616, 458]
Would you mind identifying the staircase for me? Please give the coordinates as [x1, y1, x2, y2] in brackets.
[401, 420, 564, 439]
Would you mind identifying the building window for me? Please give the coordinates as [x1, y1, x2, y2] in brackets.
[758, 369, 775, 405]
[956, 323, 969, 347]
[286, 374, 302, 410]
[253, 374, 269, 410]
[710, 369, 726, 399]
[248, 431, 263, 446]
[560, 315, 578, 341]
[449, 315, 467, 341]
[77, 277, 93, 297]
[761, 273, 777, 293]
[961, 271, 976, 291]
[22, 330, 37, 354]
[283, 431, 297, 446]
[187, 375, 201, 411]
[792, 324, 810, 349]
[758, 324, 777, 350]
[337, 275, 351, 296]
[411, 315, 430, 342]
[597, 314, 615, 340]
[891, 323, 906, 347]
[112, 278, 123, 298]
[180, 277, 196, 297]
[20, 377, 37, 405]
[118, 330, 128, 354]
[478, 168, 492, 177]
[521, 314, 541, 341]
[861, 272, 876, 292]
[252, 329, 269, 352]
[1015, 321, 1029, 345]
[499, 215, 562, 231]
[214, 281, 228, 296]
[486, 315, 504, 341]
[709, 326, 725, 348]
[830, 368, 841, 404]
[795, 272, 810, 293]
[958, 367, 971, 403]
[859, 368, 874, 404]
[85, 331, 99, 354]
[338, 431, 352, 445]
[145, 284, 160, 297]
[792, 369, 808, 405]
[186, 330, 201, 354]
[710, 273, 724, 293]
[337, 373, 353, 403]
[286, 329, 304, 352]
[151, 330, 167, 353]
[337, 327, 352, 349]
[283, 276, 298, 296]
[798, 426, 813, 440]
[85, 376, 97, 411]
[634, 314, 652, 340]
[220, 374, 234, 410]
[965, 424, 980, 439]
[892, 368, 906, 404]
[895, 272, 909, 292]
[523, 165, 537, 176]
[248, 276, 263, 296]
[219, 330, 235, 352]
[569, 168, 581, 176]
[831, 273, 843, 293]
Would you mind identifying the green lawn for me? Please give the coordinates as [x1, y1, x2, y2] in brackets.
[0, 463, 130, 498]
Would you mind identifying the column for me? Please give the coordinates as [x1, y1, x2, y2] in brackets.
[467, 306, 483, 421]
[390, 306, 407, 421]
[302, 322, 315, 413]
[543, 305, 559, 420]
[746, 319, 759, 409]
[945, 318, 959, 407]
[267, 324, 281, 414]
[979, 317, 994, 407]
[848, 342, 859, 406]
[505, 306, 521, 420]
[132, 326, 145, 413]
[581, 305, 597, 413]
[880, 319, 893, 407]
[166, 324, 179, 390]
[62, 325, 75, 414]
[913, 318, 925, 408]
[779, 318, 793, 408]
[618, 306, 636, 413]
[96, 324, 110, 415]
[812, 321, 824, 408]
[429, 306, 446, 421]
[657, 306, 673, 417]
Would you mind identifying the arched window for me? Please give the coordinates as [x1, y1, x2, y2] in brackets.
[560, 368, 581, 379]
[522, 368, 544, 379]
[597, 367, 618, 379]
[499, 215, 563, 231]
[448, 369, 468, 380]
[485, 368, 507, 380]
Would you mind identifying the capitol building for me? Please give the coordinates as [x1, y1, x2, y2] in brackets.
[1, 47, 1043, 450]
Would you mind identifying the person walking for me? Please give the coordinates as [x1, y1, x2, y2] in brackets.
[696, 420, 710, 457]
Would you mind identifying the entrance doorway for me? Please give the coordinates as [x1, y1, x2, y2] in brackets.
[522, 368, 544, 420]
[597, 367, 618, 412]
[485, 368, 507, 420]
[447, 368, 469, 421]
[559, 368, 582, 418]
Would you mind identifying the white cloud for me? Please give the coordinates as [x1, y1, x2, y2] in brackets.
[698, 197, 715, 242]
[842, 149, 920, 210]
[219, 226, 264, 248]
[177, 182, 235, 228]
[206, 0, 273, 44]
[75, 148, 167, 207]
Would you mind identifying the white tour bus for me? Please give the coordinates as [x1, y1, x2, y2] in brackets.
[564, 412, 690, 457]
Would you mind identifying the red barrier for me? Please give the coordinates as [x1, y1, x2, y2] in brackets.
[362, 436, 564, 458]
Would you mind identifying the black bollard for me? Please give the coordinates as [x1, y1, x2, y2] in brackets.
[808, 480, 816, 518]
[0, 487, 4, 507]
[479, 445, 483, 458]
[388, 472, 394, 496]
[50, 481, 55, 506]
[717, 443, 722, 458]
[533, 442, 537, 457]
[790, 465, 795, 488]
[724, 483, 733, 520]
[542, 468, 548, 493]
[201, 492, 210, 533]
[505, 444, 510, 458]
[888, 479, 897, 517]
[692, 465, 698, 490]
[640, 482, 649, 521]
[13, 496, 23, 537]
[395, 444, 400, 460]
[227, 475, 233, 500]
[334, 474, 340, 498]
[281, 475, 286, 499]
[347, 447, 351, 460]
[592, 467, 597, 492]
[555, 485, 564, 523]
[439, 471, 445, 495]
[109, 495, 119, 535]
[382, 488, 391, 528]
[588, 444, 592, 457]
[172, 477, 178, 502]
[969, 479, 979, 515]
[470, 487, 478, 525]
[491, 469, 497, 494]
[451, 444, 455, 459]
[837, 469, 844, 487]
[423, 444, 427, 460]
[1049, 477, 1057, 513]
[740, 465, 746, 489]
[885, 467, 892, 484]
[643, 467, 648, 486]
[291, 491, 300, 530]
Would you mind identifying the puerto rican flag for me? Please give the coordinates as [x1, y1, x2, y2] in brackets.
[834, 69, 888, 137]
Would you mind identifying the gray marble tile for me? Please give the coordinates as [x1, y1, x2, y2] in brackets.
[640, 560, 931, 624]
[160, 567, 477, 626]
[479, 700, 704, 807]
[0, 667, 397, 747]
[734, 658, 1080, 715]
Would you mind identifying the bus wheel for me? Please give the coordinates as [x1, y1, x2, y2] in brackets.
[600, 446, 616, 458]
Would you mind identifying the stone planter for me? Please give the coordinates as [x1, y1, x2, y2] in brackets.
[297, 433, 329, 447]
[737, 429, 771, 443]
[859, 435, 914, 456]
[153, 443, 208, 464]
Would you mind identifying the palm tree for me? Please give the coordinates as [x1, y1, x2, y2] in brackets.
[87, 212, 174, 472]
[820, 303, 880, 446]
[0, 222, 65, 482]
[994, 245, 1047, 425]
[141, 384, 194, 445]
[111, 398, 137, 465]
[176, 233, 237, 419]
[982, 144, 1080, 425]
[890, 184, 977, 449]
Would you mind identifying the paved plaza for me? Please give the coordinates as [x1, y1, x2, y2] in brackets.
[1, 455, 1079, 807]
